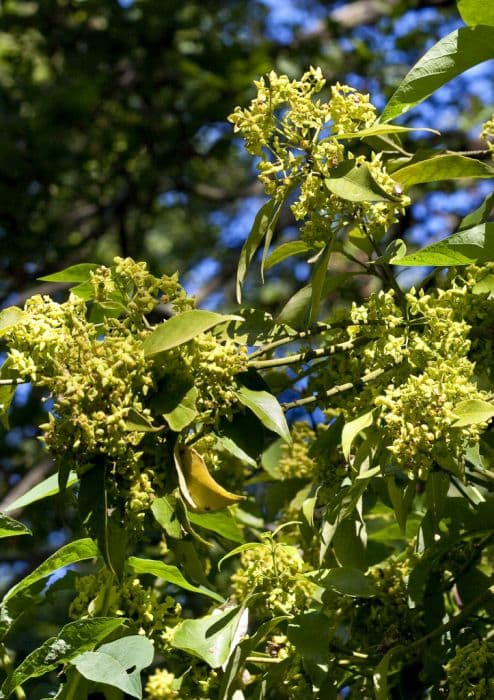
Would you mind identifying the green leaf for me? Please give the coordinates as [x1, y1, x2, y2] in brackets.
[333, 124, 439, 140]
[38, 263, 99, 283]
[453, 399, 494, 426]
[382, 25, 494, 122]
[79, 464, 127, 579]
[287, 611, 331, 687]
[3, 538, 98, 603]
[308, 242, 332, 327]
[276, 274, 355, 328]
[236, 195, 285, 303]
[215, 434, 257, 468]
[391, 223, 494, 266]
[162, 386, 198, 432]
[1, 618, 124, 698]
[123, 408, 162, 432]
[4, 471, 78, 512]
[341, 409, 374, 461]
[143, 310, 242, 357]
[127, 556, 223, 602]
[373, 648, 396, 700]
[425, 471, 450, 525]
[314, 567, 376, 597]
[458, 0, 494, 27]
[219, 617, 289, 700]
[218, 542, 265, 571]
[0, 307, 25, 337]
[151, 495, 183, 539]
[188, 509, 245, 543]
[394, 154, 493, 187]
[0, 384, 15, 430]
[325, 161, 401, 202]
[458, 192, 494, 230]
[332, 518, 367, 570]
[70, 636, 154, 699]
[264, 241, 312, 271]
[0, 513, 31, 539]
[234, 386, 291, 443]
[171, 605, 245, 668]
[387, 477, 414, 535]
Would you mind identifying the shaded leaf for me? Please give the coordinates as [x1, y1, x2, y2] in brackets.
[314, 567, 376, 597]
[425, 471, 450, 526]
[236, 196, 285, 303]
[341, 409, 374, 461]
[387, 477, 415, 535]
[382, 26, 494, 121]
[308, 242, 332, 327]
[373, 648, 396, 700]
[79, 464, 124, 578]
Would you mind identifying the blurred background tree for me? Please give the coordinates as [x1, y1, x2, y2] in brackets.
[1, 0, 493, 678]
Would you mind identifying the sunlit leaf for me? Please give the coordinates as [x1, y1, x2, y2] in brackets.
[143, 310, 242, 356]
[382, 25, 494, 121]
[0, 513, 31, 539]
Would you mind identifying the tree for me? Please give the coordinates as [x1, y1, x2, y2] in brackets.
[1, 0, 494, 698]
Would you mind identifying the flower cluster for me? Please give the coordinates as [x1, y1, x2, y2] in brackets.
[69, 568, 181, 648]
[230, 538, 316, 617]
[5, 257, 250, 524]
[445, 638, 494, 699]
[162, 332, 248, 425]
[278, 421, 316, 480]
[145, 668, 179, 700]
[481, 114, 494, 157]
[229, 68, 410, 246]
[7, 292, 154, 477]
[315, 276, 490, 480]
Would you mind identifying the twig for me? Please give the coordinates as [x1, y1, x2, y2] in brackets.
[282, 365, 391, 410]
[249, 339, 360, 369]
